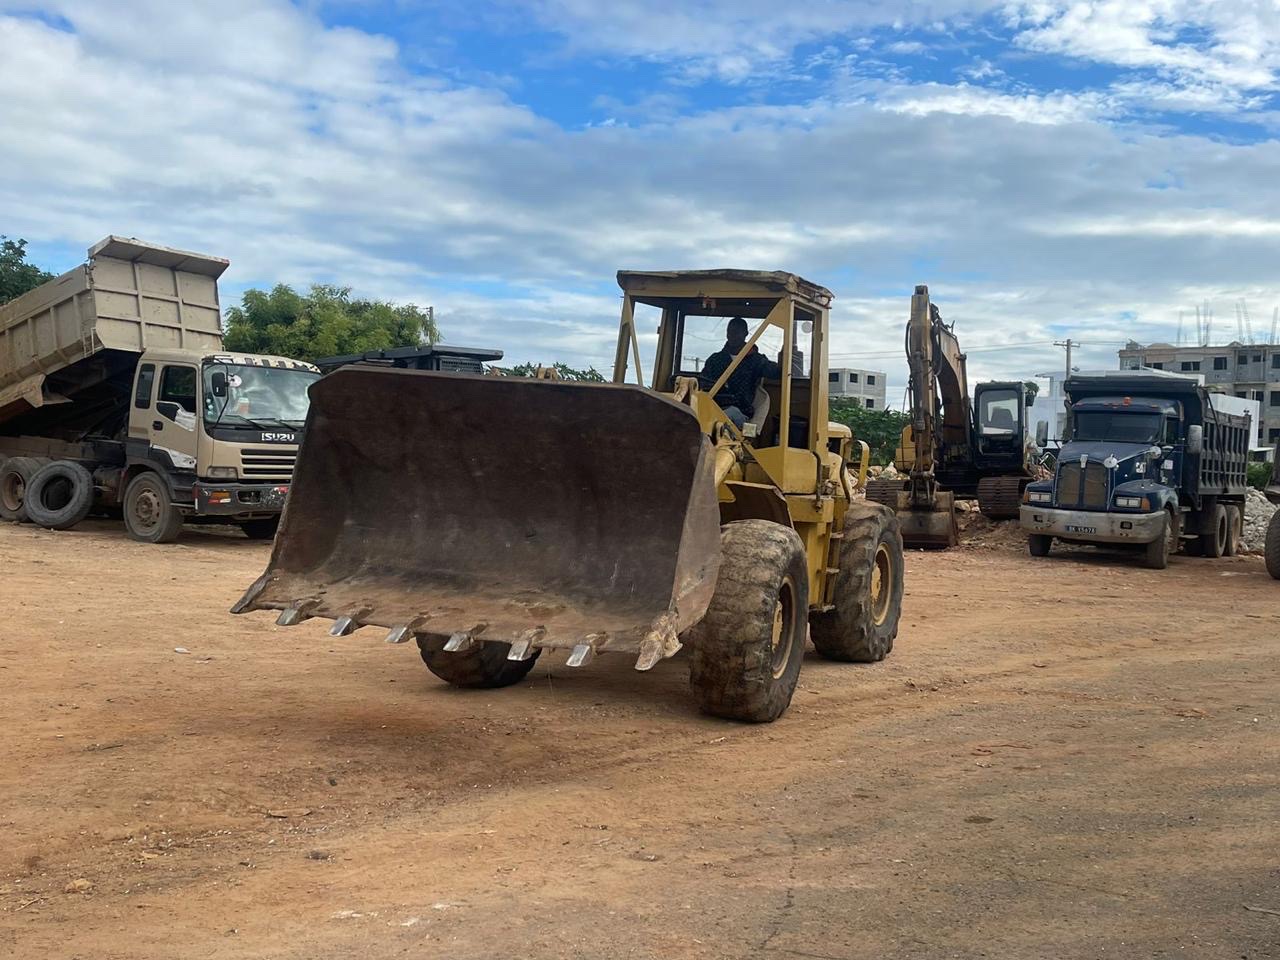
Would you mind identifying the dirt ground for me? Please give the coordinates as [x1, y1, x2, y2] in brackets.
[2, 518, 1278, 960]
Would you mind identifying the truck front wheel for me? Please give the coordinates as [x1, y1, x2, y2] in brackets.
[1144, 509, 1178, 570]
[241, 518, 280, 540]
[123, 472, 184, 544]
[1028, 534, 1052, 557]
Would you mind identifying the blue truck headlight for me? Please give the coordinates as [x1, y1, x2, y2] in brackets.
[1115, 495, 1146, 508]
[1027, 490, 1051, 504]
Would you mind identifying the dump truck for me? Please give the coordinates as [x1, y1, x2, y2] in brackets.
[866, 285, 1037, 547]
[233, 269, 905, 722]
[0, 236, 318, 541]
[1021, 371, 1250, 569]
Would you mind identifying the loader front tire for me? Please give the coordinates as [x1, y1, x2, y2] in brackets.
[809, 502, 904, 663]
[416, 634, 540, 689]
[688, 520, 808, 723]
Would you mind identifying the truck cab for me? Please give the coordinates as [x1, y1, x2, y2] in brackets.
[1020, 373, 1249, 568]
[127, 349, 319, 537]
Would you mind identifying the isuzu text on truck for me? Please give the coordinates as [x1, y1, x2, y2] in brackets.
[0, 237, 317, 542]
[1020, 371, 1249, 569]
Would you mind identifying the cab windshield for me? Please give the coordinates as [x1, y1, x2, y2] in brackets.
[978, 388, 1020, 435]
[1072, 411, 1162, 444]
[203, 363, 319, 429]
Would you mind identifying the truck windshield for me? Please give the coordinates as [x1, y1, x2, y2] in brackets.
[203, 364, 319, 427]
[1073, 411, 1162, 444]
[978, 389, 1020, 435]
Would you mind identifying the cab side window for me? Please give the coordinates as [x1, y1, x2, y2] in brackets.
[159, 366, 197, 414]
[134, 364, 156, 408]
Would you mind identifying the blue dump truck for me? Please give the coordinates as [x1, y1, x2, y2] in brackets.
[1020, 371, 1250, 569]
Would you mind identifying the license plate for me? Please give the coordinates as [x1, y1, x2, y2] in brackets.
[1065, 524, 1096, 534]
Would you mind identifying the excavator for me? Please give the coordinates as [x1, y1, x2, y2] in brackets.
[866, 285, 1036, 548]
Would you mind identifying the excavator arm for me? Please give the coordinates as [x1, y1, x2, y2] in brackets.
[905, 286, 970, 505]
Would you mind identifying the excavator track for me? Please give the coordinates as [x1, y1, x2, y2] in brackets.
[864, 477, 906, 510]
[976, 476, 1026, 520]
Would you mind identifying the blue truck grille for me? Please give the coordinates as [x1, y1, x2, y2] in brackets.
[1056, 462, 1108, 509]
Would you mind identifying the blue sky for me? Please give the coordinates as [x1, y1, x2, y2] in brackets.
[3, 0, 1280, 402]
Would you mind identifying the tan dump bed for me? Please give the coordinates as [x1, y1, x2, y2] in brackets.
[0, 237, 227, 423]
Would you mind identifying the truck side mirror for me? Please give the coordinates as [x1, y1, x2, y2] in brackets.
[210, 371, 228, 397]
[1035, 420, 1048, 447]
[1186, 424, 1203, 455]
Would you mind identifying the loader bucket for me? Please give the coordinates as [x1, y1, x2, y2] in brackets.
[894, 490, 958, 549]
[232, 368, 723, 670]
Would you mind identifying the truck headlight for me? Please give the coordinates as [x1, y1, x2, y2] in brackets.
[1116, 496, 1142, 508]
[206, 466, 238, 480]
[1027, 491, 1051, 504]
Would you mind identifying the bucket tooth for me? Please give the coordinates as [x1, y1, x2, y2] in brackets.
[444, 632, 477, 653]
[635, 611, 681, 672]
[566, 642, 594, 668]
[276, 599, 321, 627]
[329, 607, 373, 637]
[385, 615, 433, 644]
[507, 627, 544, 662]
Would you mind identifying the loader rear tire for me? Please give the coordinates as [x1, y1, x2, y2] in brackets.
[1265, 511, 1280, 580]
[0, 457, 40, 522]
[688, 520, 808, 723]
[809, 502, 903, 663]
[416, 634, 540, 689]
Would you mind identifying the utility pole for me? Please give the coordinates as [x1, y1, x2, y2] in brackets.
[1054, 338, 1074, 379]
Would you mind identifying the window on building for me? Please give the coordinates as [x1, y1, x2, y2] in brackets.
[1254, 354, 1263, 363]
[1239, 353, 1249, 364]
[1213, 356, 1228, 370]
[1273, 354, 1280, 369]
[1237, 392, 1247, 399]
[1271, 428, 1280, 443]
[1125, 361, 1140, 370]
[848, 372, 858, 384]
[828, 372, 839, 383]
[867, 375, 876, 386]
[1150, 362, 1163, 370]
[865, 398, 875, 409]
[1180, 361, 1201, 371]
[1270, 391, 1280, 407]
[1255, 390, 1265, 402]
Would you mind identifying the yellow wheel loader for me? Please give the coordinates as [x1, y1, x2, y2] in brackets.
[232, 270, 904, 722]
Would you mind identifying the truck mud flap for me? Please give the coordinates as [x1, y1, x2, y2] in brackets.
[233, 369, 722, 671]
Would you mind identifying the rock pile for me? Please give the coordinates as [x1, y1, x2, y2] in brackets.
[1242, 487, 1277, 553]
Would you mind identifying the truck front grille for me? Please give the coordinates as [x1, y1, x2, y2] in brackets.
[241, 448, 296, 482]
[1056, 462, 1108, 509]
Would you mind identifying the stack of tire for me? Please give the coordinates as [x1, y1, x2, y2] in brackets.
[0, 455, 95, 530]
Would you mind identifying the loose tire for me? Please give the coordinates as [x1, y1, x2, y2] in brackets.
[123, 472, 184, 543]
[1265, 511, 1280, 581]
[0, 457, 40, 522]
[24, 461, 94, 530]
[688, 520, 809, 722]
[1223, 505, 1241, 557]
[1201, 503, 1227, 559]
[417, 634, 540, 688]
[241, 517, 280, 540]
[1028, 533, 1052, 557]
[1144, 509, 1178, 570]
[810, 503, 904, 663]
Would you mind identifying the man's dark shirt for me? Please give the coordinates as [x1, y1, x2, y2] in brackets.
[698, 343, 780, 417]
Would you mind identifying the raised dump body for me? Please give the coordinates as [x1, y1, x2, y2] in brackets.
[0, 237, 316, 542]
[0, 236, 225, 425]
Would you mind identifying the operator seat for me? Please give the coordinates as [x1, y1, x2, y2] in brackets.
[987, 407, 1015, 432]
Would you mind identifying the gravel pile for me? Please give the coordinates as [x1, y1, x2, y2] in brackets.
[1242, 487, 1277, 553]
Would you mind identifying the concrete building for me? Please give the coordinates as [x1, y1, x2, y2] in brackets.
[1118, 341, 1275, 447]
[828, 367, 886, 409]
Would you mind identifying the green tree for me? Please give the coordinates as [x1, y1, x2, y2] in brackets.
[507, 361, 606, 382]
[222, 284, 439, 362]
[0, 236, 55, 306]
[828, 399, 908, 465]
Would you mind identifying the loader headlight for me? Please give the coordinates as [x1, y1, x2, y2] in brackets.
[1115, 495, 1143, 508]
[206, 466, 239, 480]
[1027, 491, 1051, 504]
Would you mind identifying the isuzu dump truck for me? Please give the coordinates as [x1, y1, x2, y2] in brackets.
[1020, 371, 1249, 569]
[0, 236, 317, 542]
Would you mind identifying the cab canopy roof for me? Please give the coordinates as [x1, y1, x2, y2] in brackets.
[617, 269, 833, 317]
